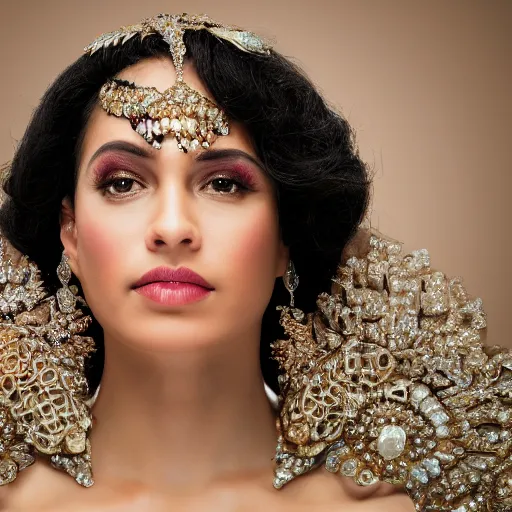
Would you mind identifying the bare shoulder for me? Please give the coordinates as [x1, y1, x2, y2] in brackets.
[0, 486, 10, 511]
[0, 464, 164, 512]
[0, 463, 78, 512]
[281, 467, 415, 512]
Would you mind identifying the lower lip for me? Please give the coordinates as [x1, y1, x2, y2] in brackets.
[134, 282, 212, 306]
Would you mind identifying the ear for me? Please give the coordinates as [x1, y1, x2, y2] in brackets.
[276, 240, 290, 278]
[60, 197, 81, 279]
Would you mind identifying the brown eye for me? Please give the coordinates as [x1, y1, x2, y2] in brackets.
[211, 178, 238, 194]
[205, 176, 249, 195]
[100, 176, 144, 198]
[109, 178, 135, 194]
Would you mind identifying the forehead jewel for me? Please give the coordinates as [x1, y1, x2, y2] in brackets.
[84, 13, 272, 151]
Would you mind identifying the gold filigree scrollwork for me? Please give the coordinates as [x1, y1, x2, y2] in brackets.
[272, 232, 512, 512]
[0, 236, 95, 487]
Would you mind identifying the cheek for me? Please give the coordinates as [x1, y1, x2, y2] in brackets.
[73, 199, 139, 299]
[206, 200, 281, 315]
[223, 203, 279, 266]
[232, 216, 278, 265]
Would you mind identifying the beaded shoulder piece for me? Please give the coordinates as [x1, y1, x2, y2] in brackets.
[271, 231, 511, 512]
[0, 234, 94, 487]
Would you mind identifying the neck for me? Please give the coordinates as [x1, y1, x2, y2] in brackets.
[89, 332, 278, 493]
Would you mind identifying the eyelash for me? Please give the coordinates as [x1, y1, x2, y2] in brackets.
[95, 171, 252, 199]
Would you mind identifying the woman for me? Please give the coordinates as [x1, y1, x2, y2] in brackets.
[0, 13, 509, 512]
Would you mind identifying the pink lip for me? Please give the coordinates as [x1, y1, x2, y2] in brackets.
[134, 282, 211, 306]
[133, 266, 214, 290]
[133, 266, 214, 306]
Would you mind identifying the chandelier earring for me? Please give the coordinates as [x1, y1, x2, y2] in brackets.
[282, 260, 299, 307]
[56, 252, 87, 313]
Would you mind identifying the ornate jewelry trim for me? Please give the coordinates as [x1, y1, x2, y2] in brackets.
[99, 79, 229, 151]
[0, 237, 95, 487]
[85, 13, 271, 151]
[271, 232, 512, 512]
[1, 226, 510, 512]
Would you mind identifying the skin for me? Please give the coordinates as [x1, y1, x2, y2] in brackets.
[1, 57, 415, 512]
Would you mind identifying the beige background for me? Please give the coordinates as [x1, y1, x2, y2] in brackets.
[1, 1, 510, 347]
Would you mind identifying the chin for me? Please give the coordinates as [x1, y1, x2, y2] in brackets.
[118, 321, 228, 352]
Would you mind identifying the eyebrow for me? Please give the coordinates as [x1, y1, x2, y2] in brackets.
[87, 141, 152, 168]
[87, 140, 264, 171]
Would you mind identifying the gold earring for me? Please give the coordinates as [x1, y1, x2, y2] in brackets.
[283, 260, 299, 307]
[56, 252, 87, 313]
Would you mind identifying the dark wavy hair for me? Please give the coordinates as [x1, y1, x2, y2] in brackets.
[0, 30, 371, 392]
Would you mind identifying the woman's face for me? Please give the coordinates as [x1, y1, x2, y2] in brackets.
[60, 57, 288, 352]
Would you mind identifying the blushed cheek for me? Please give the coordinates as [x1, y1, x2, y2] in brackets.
[74, 207, 129, 301]
[226, 205, 281, 284]
[220, 206, 282, 327]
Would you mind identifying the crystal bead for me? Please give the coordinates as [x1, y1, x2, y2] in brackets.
[497, 411, 510, 423]
[170, 119, 182, 132]
[122, 103, 133, 118]
[207, 107, 219, 120]
[152, 121, 161, 136]
[160, 118, 170, 133]
[187, 118, 198, 134]
[340, 459, 357, 477]
[410, 384, 430, 408]
[236, 31, 265, 52]
[284, 261, 299, 292]
[411, 465, 429, 484]
[358, 469, 378, 486]
[485, 431, 499, 443]
[420, 397, 439, 415]
[276, 467, 292, 480]
[422, 458, 441, 477]
[135, 122, 147, 136]
[434, 451, 455, 463]
[110, 101, 123, 117]
[430, 411, 449, 427]
[325, 451, 341, 473]
[436, 425, 450, 438]
[377, 425, 407, 460]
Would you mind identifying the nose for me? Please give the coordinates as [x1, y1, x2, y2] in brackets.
[145, 182, 201, 253]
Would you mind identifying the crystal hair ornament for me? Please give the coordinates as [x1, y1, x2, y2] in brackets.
[271, 231, 512, 512]
[85, 13, 272, 151]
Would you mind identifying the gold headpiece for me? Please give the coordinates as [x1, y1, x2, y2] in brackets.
[272, 232, 512, 512]
[84, 13, 271, 151]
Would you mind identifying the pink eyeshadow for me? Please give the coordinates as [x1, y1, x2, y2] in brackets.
[91, 154, 136, 181]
